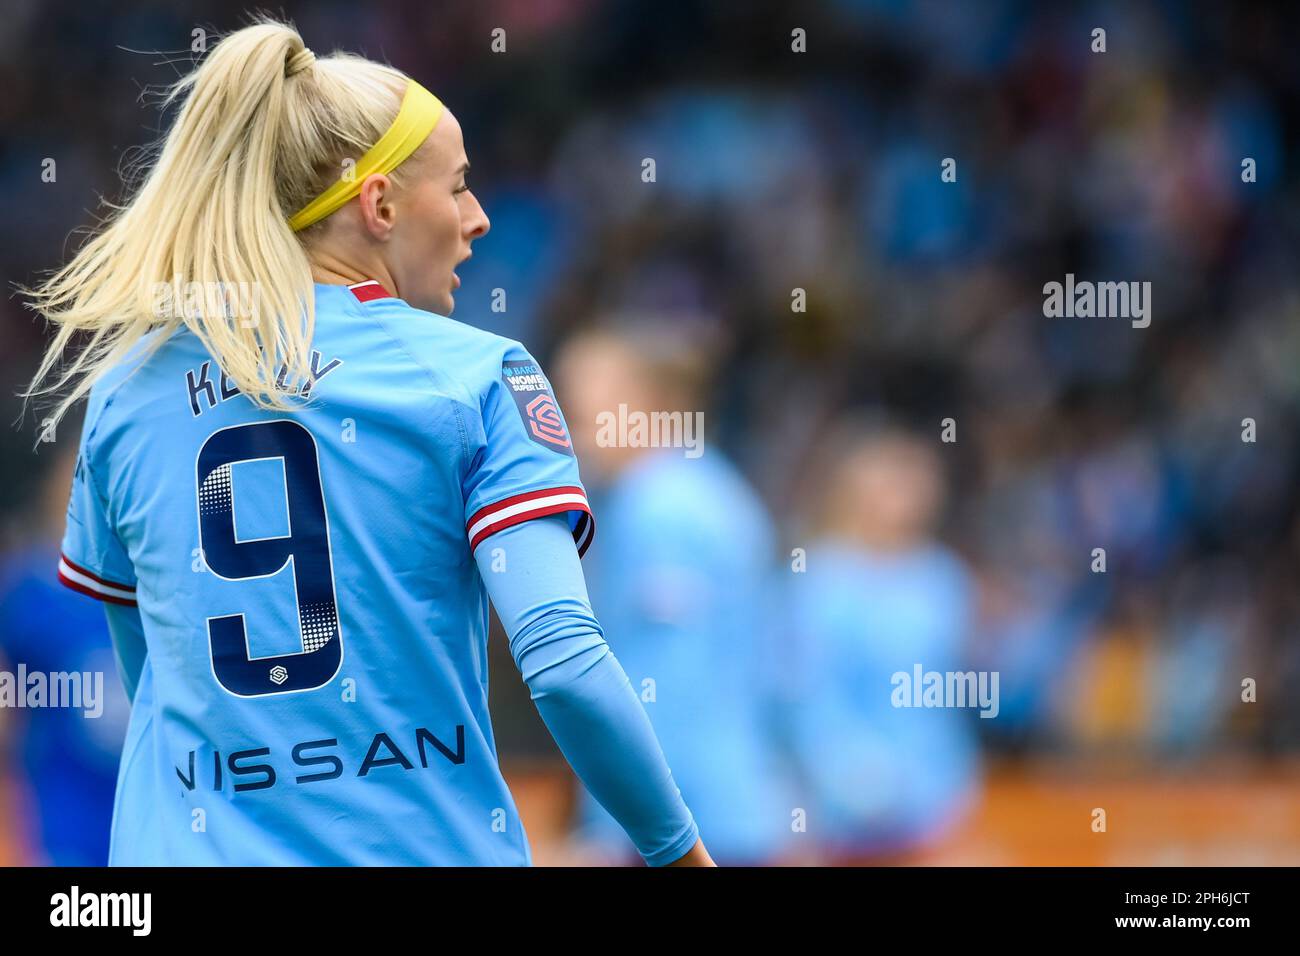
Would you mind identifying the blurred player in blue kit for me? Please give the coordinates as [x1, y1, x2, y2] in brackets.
[785, 423, 980, 863]
[554, 325, 796, 866]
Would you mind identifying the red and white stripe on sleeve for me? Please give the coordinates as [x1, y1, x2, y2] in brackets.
[57, 553, 138, 607]
[466, 486, 595, 557]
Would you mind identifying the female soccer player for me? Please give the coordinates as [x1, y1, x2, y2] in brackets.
[25, 19, 712, 866]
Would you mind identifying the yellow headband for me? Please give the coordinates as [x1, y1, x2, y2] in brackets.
[288, 79, 445, 232]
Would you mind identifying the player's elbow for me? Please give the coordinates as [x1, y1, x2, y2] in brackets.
[512, 606, 616, 701]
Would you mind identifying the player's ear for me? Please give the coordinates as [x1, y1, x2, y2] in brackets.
[357, 173, 396, 240]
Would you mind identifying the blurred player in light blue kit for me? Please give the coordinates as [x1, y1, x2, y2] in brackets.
[785, 422, 980, 863]
[554, 324, 794, 866]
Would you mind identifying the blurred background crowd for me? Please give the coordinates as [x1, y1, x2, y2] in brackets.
[2, 0, 1299, 865]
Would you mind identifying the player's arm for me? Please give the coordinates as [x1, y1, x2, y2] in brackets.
[58, 407, 146, 703]
[473, 513, 713, 867]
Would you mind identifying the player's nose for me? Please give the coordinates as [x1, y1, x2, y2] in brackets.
[464, 191, 490, 240]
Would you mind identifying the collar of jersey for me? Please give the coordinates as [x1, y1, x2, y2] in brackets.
[345, 279, 394, 303]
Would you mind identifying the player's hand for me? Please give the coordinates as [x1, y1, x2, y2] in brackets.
[665, 838, 716, 867]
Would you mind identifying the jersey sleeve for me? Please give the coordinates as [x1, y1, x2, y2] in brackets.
[462, 344, 594, 557]
[58, 424, 138, 607]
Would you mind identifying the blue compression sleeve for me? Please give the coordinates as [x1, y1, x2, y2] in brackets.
[473, 513, 699, 866]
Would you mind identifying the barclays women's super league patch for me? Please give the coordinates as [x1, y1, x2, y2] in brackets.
[502, 359, 573, 455]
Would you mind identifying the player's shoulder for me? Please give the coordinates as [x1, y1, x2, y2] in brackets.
[79, 324, 184, 448]
[352, 290, 537, 404]
[617, 449, 775, 550]
[625, 449, 760, 514]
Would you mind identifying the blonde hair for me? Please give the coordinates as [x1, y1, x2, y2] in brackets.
[23, 18, 411, 429]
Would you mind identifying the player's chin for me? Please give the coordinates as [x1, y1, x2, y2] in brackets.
[417, 284, 455, 316]
[410, 289, 454, 315]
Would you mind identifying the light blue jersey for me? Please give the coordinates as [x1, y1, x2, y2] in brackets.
[58, 280, 599, 865]
[784, 541, 979, 855]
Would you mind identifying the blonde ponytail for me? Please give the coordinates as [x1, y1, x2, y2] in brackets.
[22, 18, 410, 429]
